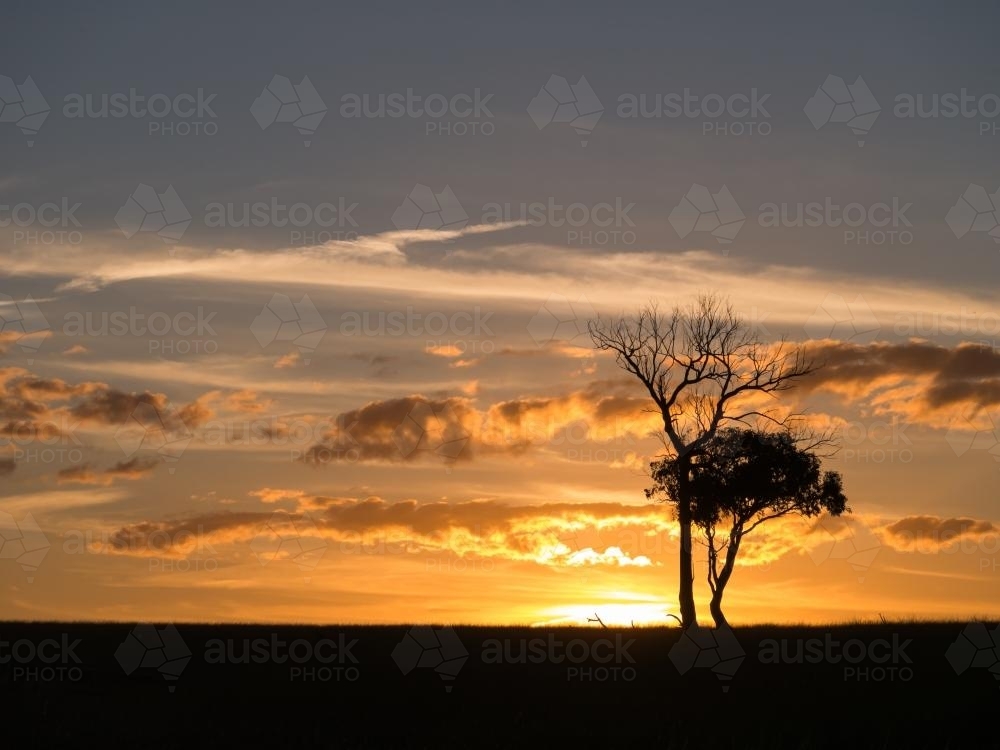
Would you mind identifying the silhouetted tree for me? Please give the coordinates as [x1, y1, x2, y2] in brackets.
[590, 295, 815, 628]
[647, 427, 848, 627]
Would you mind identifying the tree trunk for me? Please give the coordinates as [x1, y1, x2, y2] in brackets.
[676, 455, 697, 628]
[709, 590, 728, 628]
[709, 535, 740, 628]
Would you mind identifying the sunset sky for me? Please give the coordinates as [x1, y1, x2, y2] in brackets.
[3, 1, 1000, 626]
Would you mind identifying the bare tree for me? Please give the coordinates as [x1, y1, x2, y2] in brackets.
[589, 294, 816, 627]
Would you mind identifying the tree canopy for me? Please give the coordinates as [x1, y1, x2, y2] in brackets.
[647, 427, 848, 626]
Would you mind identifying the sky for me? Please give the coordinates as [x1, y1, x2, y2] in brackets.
[2, 0, 1000, 626]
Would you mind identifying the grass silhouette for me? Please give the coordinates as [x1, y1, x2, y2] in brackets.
[0, 620, 996, 746]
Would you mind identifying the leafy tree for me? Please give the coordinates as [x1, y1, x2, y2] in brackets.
[590, 295, 814, 627]
[647, 427, 848, 627]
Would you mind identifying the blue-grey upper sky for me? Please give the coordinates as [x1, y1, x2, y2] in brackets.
[5, 0, 1000, 283]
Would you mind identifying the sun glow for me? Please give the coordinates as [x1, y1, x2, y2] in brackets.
[533, 599, 679, 627]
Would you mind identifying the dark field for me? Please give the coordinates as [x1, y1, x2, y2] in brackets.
[1, 621, 997, 748]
